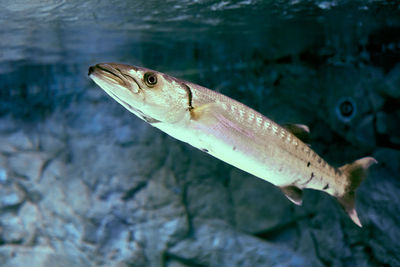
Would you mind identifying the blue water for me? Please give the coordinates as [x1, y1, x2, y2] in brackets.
[1, 0, 397, 70]
[1, 0, 399, 120]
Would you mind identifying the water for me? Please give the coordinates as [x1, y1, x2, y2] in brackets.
[0, 1, 400, 266]
[1, 0, 398, 70]
[1, 0, 399, 120]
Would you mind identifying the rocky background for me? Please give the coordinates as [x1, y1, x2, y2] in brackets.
[0, 1, 400, 266]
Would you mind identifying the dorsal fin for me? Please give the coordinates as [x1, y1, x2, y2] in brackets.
[283, 124, 310, 144]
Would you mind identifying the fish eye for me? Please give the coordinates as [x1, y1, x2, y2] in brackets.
[144, 72, 157, 86]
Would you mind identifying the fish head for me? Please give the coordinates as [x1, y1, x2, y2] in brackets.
[88, 63, 192, 124]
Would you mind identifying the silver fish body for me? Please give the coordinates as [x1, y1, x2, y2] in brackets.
[89, 63, 377, 227]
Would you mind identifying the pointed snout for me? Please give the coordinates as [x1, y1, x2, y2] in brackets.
[88, 63, 138, 76]
[89, 63, 141, 94]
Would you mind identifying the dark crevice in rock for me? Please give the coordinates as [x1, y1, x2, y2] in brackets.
[374, 96, 400, 150]
[0, 238, 23, 246]
[117, 140, 136, 147]
[225, 174, 237, 228]
[310, 231, 331, 266]
[121, 181, 148, 201]
[162, 252, 206, 267]
[364, 245, 392, 267]
[0, 198, 26, 213]
[9, 171, 30, 181]
[375, 131, 400, 150]
[253, 213, 314, 240]
[180, 183, 194, 239]
[15, 182, 42, 204]
[366, 26, 400, 73]
[299, 46, 333, 68]
[37, 146, 66, 182]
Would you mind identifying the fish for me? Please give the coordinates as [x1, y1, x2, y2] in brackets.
[88, 63, 377, 227]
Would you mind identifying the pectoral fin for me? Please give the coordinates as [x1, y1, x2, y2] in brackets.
[190, 103, 220, 121]
[283, 124, 310, 144]
[190, 103, 254, 138]
[280, 186, 303, 205]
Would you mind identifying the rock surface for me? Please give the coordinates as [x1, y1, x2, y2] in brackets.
[1, 78, 399, 266]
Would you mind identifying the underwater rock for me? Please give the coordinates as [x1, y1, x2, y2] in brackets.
[0, 131, 34, 153]
[186, 179, 233, 224]
[114, 240, 149, 267]
[8, 152, 47, 181]
[384, 64, 400, 98]
[83, 165, 190, 266]
[168, 221, 320, 267]
[0, 183, 25, 209]
[386, 112, 400, 145]
[229, 169, 293, 234]
[354, 114, 376, 147]
[0, 213, 26, 244]
[358, 148, 400, 266]
[376, 111, 388, 134]
[0, 167, 7, 184]
[38, 134, 66, 155]
[0, 202, 39, 245]
[0, 245, 91, 267]
[166, 260, 192, 267]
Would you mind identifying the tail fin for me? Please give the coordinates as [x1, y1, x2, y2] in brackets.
[337, 157, 377, 227]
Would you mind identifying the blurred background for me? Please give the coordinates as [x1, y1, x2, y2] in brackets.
[0, 0, 400, 266]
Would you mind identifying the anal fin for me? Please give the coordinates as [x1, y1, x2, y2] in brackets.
[280, 186, 303, 206]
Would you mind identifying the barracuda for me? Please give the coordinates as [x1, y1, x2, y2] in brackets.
[88, 63, 377, 227]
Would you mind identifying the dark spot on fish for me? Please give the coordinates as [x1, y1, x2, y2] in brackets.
[279, 167, 283, 172]
[233, 146, 236, 151]
[323, 184, 329, 190]
[318, 158, 322, 164]
[201, 148, 209, 153]
[307, 162, 311, 167]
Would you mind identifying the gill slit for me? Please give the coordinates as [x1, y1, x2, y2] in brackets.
[183, 83, 193, 110]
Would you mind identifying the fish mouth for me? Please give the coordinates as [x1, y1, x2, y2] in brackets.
[88, 63, 141, 92]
